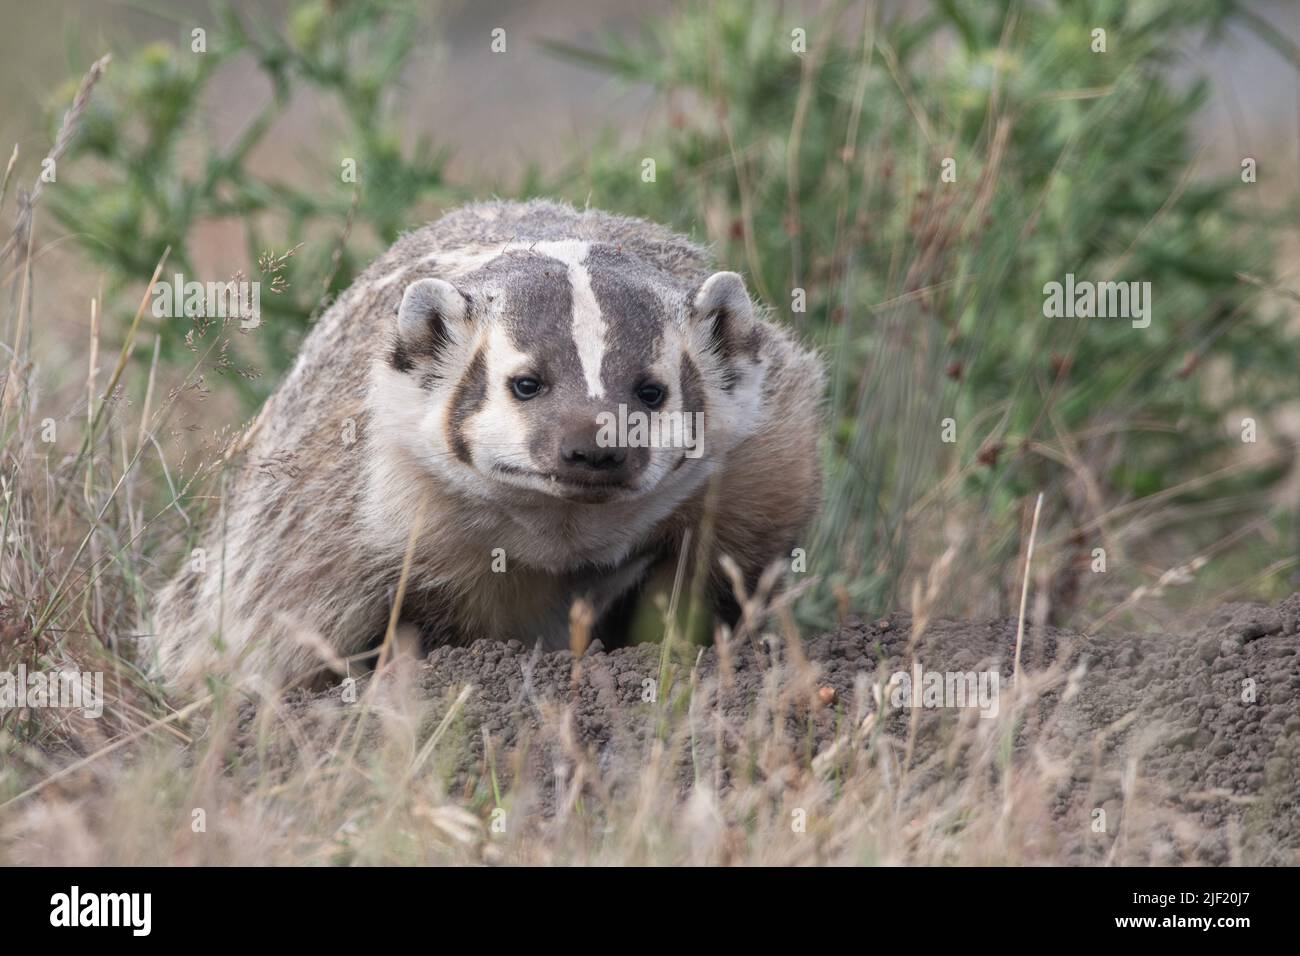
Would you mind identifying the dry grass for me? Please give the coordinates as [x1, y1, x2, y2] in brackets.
[0, 617, 1206, 866]
[0, 299, 1201, 867]
[0, 280, 1201, 865]
[0, 47, 1262, 869]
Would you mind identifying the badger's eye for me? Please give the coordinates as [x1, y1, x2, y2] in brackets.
[636, 383, 667, 408]
[511, 377, 543, 400]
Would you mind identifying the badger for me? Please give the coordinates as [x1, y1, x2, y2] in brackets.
[147, 200, 825, 690]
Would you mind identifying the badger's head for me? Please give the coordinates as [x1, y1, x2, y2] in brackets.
[370, 241, 766, 513]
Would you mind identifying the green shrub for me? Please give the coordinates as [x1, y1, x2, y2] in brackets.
[548, 0, 1298, 622]
[48, 0, 1299, 627]
[49, 0, 457, 402]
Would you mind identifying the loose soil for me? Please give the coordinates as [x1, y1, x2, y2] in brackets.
[285, 593, 1300, 864]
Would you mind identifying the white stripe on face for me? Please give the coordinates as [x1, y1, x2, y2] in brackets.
[532, 240, 606, 398]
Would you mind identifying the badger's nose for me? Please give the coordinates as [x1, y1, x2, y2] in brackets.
[560, 431, 627, 473]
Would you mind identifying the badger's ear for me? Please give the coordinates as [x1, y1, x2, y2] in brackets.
[689, 271, 759, 388]
[394, 277, 469, 364]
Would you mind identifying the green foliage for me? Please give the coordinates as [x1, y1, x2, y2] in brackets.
[547, 0, 1298, 621]
[49, 0, 457, 400]
[47, 0, 1299, 625]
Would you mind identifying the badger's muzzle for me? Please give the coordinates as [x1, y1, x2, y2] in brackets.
[554, 414, 649, 486]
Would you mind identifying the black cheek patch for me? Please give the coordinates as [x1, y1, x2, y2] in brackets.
[698, 297, 763, 392]
[447, 348, 488, 465]
[680, 352, 707, 419]
[388, 338, 415, 374]
[707, 311, 742, 391]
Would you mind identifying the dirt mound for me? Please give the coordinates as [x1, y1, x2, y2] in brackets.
[284, 594, 1300, 864]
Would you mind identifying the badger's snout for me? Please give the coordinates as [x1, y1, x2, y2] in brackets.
[554, 416, 648, 485]
[561, 428, 625, 471]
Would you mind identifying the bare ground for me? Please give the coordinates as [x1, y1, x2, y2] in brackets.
[268, 593, 1300, 865]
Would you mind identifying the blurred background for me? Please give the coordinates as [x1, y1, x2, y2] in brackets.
[5, 1, 1300, 174]
[4, 0, 1300, 644]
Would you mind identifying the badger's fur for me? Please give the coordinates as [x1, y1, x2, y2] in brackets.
[148, 200, 825, 690]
